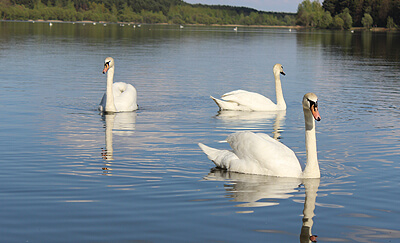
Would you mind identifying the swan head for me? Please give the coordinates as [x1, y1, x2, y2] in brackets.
[273, 63, 285, 76]
[103, 57, 114, 74]
[303, 93, 321, 121]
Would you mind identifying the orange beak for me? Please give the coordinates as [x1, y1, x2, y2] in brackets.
[103, 63, 109, 74]
[311, 104, 321, 121]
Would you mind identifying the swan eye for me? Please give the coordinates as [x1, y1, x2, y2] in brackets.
[307, 98, 318, 109]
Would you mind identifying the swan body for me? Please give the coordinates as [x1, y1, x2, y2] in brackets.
[211, 63, 286, 111]
[199, 93, 322, 178]
[99, 57, 138, 113]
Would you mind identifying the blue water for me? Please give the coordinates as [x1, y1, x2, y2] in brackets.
[1, 22, 400, 242]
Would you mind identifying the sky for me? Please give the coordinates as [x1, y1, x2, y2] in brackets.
[184, 0, 303, 13]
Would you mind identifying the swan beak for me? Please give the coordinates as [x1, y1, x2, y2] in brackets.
[311, 104, 321, 121]
[310, 235, 318, 242]
[103, 63, 109, 74]
[281, 71, 286, 76]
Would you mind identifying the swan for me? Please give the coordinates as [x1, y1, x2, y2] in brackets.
[198, 93, 322, 178]
[210, 63, 286, 111]
[99, 57, 138, 113]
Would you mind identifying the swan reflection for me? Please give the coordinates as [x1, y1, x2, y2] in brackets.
[101, 112, 136, 173]
[205, 169, 320, 242]
[215, 110, 286, 139]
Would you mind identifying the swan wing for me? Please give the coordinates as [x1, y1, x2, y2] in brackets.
[227, 131, 302, 177]
[221, 90, 277, 111]
[99, 93, 106, 111]
[113, 82, 138, 112]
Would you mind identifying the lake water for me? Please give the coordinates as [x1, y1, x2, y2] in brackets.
[1, 21, 400, 242]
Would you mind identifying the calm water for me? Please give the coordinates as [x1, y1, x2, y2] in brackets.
[1, 22, 400, 242]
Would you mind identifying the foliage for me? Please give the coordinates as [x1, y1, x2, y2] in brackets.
[386, 16, 397, 30]
[361, 13, 373, 29]
[338, 8, 352, 29]
[0, 0, 296, 26]
[296, 0, 333, 28]
[322, 0, 400, 27]
[332, 15, 344, 29]
[296, 0, 399, 29]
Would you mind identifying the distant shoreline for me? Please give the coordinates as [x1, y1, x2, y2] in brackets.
[2, 19, 394, 31]
[4, 19, 302, 29]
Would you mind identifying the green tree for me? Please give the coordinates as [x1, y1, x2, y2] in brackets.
[386, 16, 397, 30]
[319, 11, 332, 28]
[296, 0, 332, 28]
[322, 0, 399, 27]
[332, 15, 344, 29]
[296, 0, 313, 26]
[339, 8, 352, 29]
[361, 13, 373, 29]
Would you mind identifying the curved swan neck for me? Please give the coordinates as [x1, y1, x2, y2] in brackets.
[105, 66, 116, 113]
[302, 109, 320, 178]
[274, 72, 286, 110]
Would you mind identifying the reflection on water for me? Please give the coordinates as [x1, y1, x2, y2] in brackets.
[205, 169, 301, 208]
[205, 169, 320, 243]
[215, 110, 286, 139]
[296, 30, 400, 61]
[300, 178, 320, 243]
[101, 112, 137, 174]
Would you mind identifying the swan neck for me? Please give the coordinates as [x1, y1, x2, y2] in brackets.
[274, 73, 286, 110]
[105, 67, 116, 112]
[302, 109, 320, 178]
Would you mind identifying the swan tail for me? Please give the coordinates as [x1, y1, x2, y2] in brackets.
[198, 143, 219, 160]
[198, 143, 239, 169]
[210, 96, 239, 111]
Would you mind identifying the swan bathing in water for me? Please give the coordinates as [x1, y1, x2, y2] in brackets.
[99, 57, 138, 113]
[199, 93, 322, 178]
[211, 63, 286, 111]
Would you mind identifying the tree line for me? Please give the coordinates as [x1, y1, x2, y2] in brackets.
[0, 0, 296, 26]
[297, 0, 399, 29]
[0, 0, 398, 29]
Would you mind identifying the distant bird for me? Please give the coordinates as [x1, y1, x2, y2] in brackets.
[351, 30, 354, 33]
[210, 63, 287, 111]
[289, 28, 292, 32]
[233, 26, 238, 31]
[180, 25, 184, 29]
[49, 22, 53, 26]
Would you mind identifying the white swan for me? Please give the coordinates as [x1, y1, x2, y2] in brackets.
[211, 63, 286, 111]
[199, 93, 322, 178]
[99, 57, 138, 113]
